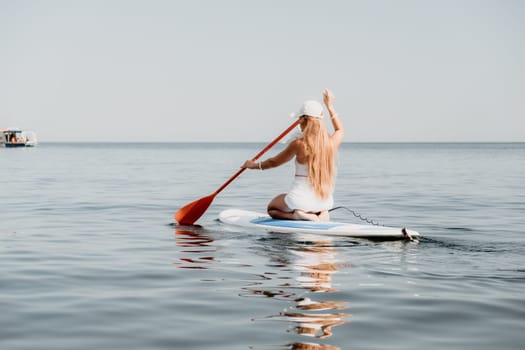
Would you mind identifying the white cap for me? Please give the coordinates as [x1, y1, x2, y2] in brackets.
[291, 100, 324, 119]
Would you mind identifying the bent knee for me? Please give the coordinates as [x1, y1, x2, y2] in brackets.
[267, 193, 288, 210]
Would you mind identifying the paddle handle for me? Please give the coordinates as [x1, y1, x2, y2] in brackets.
[214, 119, 302, 195]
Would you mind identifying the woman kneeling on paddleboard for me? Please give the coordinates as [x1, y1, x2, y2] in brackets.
[242, 89, 344, 221]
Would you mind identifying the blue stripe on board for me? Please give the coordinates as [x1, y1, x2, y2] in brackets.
[251, 218, 348, 230]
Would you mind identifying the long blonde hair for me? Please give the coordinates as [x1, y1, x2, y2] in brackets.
[300, 117, 336, 199]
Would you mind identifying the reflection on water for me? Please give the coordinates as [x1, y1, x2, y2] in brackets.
[285, 342, 341, 350]
[285, 297, 348, 339]
[292, 244, 341, 293]
[250, 235, 350, 349]
[275, 310, 347, 339]
[173, 228, 350, 348]
[174, 229, 215, 269]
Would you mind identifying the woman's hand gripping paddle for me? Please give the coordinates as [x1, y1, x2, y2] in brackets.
[174, 119, 301, 225]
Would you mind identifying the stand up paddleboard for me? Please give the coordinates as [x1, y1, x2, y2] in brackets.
[218, 209, 419, 240]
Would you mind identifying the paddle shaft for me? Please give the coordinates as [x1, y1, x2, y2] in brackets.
[214, 118, 301, 195]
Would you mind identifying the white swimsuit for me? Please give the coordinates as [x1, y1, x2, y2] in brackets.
[284, 160, 334, 212]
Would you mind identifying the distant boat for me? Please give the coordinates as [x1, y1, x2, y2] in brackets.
[1, 128, 38, 148]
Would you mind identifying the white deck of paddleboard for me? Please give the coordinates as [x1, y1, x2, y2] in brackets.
[218, 209, 419, 239]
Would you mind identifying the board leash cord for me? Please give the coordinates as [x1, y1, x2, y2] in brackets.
[329, 206, 382, 226]
[329, 206, 415, 241]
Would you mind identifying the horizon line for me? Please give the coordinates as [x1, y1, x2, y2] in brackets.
[37, 140, 525, 144]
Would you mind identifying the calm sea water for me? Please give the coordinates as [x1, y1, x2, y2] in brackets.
[1, 142, 524, 350]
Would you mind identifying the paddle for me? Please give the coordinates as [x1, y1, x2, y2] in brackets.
[175, 118, 302, 225]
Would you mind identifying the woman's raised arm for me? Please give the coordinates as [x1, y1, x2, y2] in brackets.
[323, 89, 344, 147]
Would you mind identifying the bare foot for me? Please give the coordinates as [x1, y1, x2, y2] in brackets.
[318, 210, 330, 222]
[293, 209, 320, 221]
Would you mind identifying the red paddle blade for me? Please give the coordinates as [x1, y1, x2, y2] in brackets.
[174, 193, 216, 225]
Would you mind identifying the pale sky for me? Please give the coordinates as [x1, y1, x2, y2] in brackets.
[1, 0, 524, 142]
